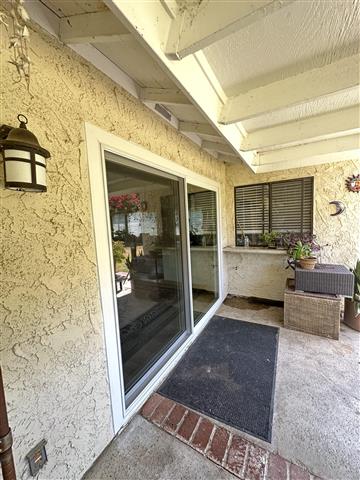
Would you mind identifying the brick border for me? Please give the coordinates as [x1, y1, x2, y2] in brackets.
[141, 394, 323, 480]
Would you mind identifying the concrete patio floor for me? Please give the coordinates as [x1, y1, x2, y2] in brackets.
[218, 298, 360, 480]
[84, 414, 234, 480]
[84, 299, 360, 480]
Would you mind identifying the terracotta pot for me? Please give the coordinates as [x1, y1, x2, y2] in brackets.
[344, 298, 360, 331]
[299, 257, 317, 270]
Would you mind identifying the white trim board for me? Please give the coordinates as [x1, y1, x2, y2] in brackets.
[84, 122, 224, 433]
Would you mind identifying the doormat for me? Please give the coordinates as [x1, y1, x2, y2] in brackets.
[159, 316, 279, 442]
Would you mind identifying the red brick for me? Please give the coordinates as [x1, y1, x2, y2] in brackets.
[177, 411, 200, 441]
[141, 394, 163, 419]
[244, 444, 267, 480]
[289, 464, 310, 480]
[191, 418, 214, 452]
[163, 404, 187, 433]
[225, 434, 248, 476]
[207, 426, 230, 464]
[150, 397, 175, 425]
[267, 454, 287, 480]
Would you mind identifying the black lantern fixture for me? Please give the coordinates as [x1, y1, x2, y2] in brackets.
[0, 114, 50, 192]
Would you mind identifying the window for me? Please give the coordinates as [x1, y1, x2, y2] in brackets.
[188, 190, 217, 237]
[235, 177, 314, 246]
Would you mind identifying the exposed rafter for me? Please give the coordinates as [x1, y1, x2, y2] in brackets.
[202, 140, 237, 156]
[220, 55, 360, 124]
[178, 121, 219, 137]
[254, 134, 360, 173]
[105, 0, 251, 167]
[241, 106, 360, 151]
[165, 0, 294, 60]
[59, 10, 131, 44]
[139, 87, 190, 105]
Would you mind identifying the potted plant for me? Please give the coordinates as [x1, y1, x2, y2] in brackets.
[261, 231, 280, 249]
[287, 240, 317, 270]
[344, 260, 360, 331]
[284, 233, 320, 270]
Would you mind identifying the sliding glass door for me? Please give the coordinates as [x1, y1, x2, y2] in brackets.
[105, 152, 189, 400]
[188, 184, 219, 324]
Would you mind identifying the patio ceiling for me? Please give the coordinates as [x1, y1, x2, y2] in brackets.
[31, 0, 360, 172]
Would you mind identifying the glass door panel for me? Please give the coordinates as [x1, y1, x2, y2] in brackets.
[188, 184, 219, 324]
[105, 153, 188, 397]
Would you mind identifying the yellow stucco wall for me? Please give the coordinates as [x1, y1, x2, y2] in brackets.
[0, 20, 227, 479]
[225, 161, 360, 267]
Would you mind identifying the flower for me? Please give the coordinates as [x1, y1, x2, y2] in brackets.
[109, 193, 142, 213]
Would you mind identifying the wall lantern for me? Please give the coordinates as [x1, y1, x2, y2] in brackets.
[0, 114, 50, 192]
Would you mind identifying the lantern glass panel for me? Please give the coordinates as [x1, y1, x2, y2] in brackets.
[5, 160, 32, 183]
[35, 164, 47, 187]
[4, 149, 31, 160]
[35, 153, 46, 165]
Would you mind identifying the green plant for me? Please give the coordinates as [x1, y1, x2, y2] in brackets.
[288, 241, 313, 261]
[112, 240, 126, 264]
[261, 231, 280, 246]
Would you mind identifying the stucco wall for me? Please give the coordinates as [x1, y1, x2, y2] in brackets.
[0, 19, 227, 480]
[225, 161, 360, 299]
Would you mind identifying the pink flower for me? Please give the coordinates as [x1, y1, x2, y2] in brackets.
[109, 193, 141, 212]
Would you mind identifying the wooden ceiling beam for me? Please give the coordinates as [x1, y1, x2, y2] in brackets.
[241, 106, 360, 151]
[202, 140, 237, 156]
[220, 55, 360, 124]
[254, 134, 360, 172]
[59, 10, 131, 44]
[178, 121, 219, 137]
[139, 87, 190, 105]
[165, 1, 294, 60]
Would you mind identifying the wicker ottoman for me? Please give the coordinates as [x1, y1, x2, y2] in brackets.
[284, 283, 341, 340]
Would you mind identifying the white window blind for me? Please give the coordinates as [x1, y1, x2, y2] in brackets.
[188, 190, 217, 234]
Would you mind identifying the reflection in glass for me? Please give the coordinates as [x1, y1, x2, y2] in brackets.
[188, 184, 219, 324]
[105, 153, 187, 395]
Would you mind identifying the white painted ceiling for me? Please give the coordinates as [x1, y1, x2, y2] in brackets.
[203, 0, 360, 96]
[33, 0, 360, 172]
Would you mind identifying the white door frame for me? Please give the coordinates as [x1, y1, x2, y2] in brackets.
[84, 122, 225, 434]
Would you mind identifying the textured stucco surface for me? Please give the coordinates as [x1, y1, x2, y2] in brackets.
[0, 17, 226, 480]
[225, 250, 290, 301]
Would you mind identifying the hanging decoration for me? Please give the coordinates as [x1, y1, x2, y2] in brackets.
[1, 0, 31, 88]
[329, 200, 346, 216]
[345, 174, 360, 193]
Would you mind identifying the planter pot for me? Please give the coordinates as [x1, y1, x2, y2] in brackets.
[299, 257, 317, 270]
[344, 298, 360, 331]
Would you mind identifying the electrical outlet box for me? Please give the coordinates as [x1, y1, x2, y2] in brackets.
[26, 439, 47, 476]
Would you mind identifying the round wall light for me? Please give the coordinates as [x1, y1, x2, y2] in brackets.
[0, 114, 50, 192]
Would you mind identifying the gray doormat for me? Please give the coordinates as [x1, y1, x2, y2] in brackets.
[159, 316, 279, 442]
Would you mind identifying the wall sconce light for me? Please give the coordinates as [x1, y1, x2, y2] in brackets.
[0, 114, 50, 192]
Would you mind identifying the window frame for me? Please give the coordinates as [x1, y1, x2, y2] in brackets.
[234, 176, 314, 247]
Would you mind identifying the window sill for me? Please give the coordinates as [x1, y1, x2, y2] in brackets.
[223, 246, 287, 255]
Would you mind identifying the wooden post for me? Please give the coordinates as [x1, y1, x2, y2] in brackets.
[0, 367, 16, 480]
